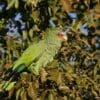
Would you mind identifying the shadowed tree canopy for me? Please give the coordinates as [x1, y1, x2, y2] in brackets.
[0, 0, 100, 100]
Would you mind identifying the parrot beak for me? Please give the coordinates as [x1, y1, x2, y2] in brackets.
[62, 32, 67, 41]
[57, 31, 67, 41]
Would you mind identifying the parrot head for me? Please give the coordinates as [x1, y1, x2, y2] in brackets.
[57, 31, 67, 41]
[47, 27, 67, 42]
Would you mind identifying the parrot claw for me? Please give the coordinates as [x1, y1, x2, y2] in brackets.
[28, 66, 39, 75]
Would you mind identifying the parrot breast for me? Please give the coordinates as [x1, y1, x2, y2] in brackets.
[29, 39, 62, 75]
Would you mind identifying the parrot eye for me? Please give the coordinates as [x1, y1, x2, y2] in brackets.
[57, 32, 64, 38]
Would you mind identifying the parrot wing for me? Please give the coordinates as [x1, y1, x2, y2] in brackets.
[12, 40, 46, 73]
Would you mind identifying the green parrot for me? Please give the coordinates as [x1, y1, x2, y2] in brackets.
[11, 27, 67, 75]
[2, 27, 67, 90]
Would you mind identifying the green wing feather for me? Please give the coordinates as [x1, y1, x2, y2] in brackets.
[12, 40, 46, 72]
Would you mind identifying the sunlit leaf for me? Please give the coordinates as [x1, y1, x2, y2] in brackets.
[60, 0, 72, 12]
[5, 82, 16, 91]
[7, 0, 15, 10]
[20, 88, 27, 100]
[16, 89, 22, 100]
[27, 82, 37, 99]
[48, 92, 54, 100]
[15, 0, 19, 9]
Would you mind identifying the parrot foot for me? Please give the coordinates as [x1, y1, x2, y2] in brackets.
[32, 69, 39, 75]
[28, 65, 39, 75]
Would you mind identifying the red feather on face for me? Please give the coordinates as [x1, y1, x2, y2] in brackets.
[57, 32, 67, 41]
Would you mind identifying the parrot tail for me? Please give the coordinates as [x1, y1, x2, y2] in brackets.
[4, 64, 27, 80]
[2, 64, 27, 91]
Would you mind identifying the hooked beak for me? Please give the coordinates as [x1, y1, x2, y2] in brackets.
[57, 31, 67, 41]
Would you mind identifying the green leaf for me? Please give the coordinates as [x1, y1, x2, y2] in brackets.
[7, 0, 15, 10]
[16, 89, 22, 100]
[48, 92, 54, 100]
[22, 30, 28, 40]
[29, 29, 33, 40]
[15, 0, 19, 9]
[5, 82, 16, 91]
[20, 88, 27, 100]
